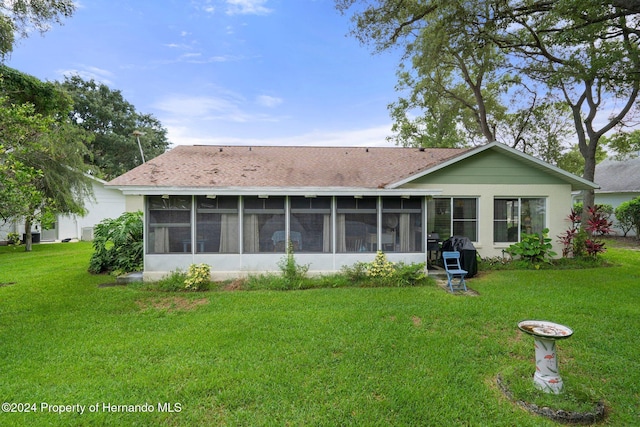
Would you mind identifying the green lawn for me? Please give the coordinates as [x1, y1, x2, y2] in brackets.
[0, 242, 638, 426]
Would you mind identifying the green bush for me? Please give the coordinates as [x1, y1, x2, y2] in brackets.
[506, 228, 556, 264]
[88, 211, 143, 275]
[340, 262, 369, 282]
[277, 240, 310, 290]
[342, 252, 427, 287]
[391, 262, 427, 286]
[6, 232, 20, 246]
[152, 269, 189, 292]
[615, 197, 640, 238]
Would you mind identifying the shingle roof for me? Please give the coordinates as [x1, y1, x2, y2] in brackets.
[594, 157, 640, 192]
[107, 145, 469, 189]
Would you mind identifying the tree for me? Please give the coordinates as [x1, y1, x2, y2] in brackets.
[491, 0, 640, 219]
[0, 0, 75, 59]
[337, 0, 640, 225]
[338, 0, 510, 147]
[0, 100, 50, 226]
[499, 101, 573, 165]
[0, 68, 92, 251]
[59, 75, 171, 179]
[601, 130, 640, 160]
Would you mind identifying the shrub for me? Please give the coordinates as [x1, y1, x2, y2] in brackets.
[277, 240, 310, 290]
[615, 197, 640, 238]
[367, 251, 395, 280]
[391, 262, 427, 286]
[507, 228, 556, 264]
[614, 202, 636, 237]
[6, 232, 21, 246]
[558, 205, 611, 259]
[153, 270, 189, 292]
[343, 252, 427, 287]
[584, 205, 613, 236]
[558, 208, 581, 257]
[184, 263, 211, 291]
[341, 262, 369, 283]
[89, 211, 143, 275]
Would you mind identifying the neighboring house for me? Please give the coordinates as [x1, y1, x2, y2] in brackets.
[0, 175, 131, 242]
[106, 142, 597, 280]
[593, 156, 640, 236]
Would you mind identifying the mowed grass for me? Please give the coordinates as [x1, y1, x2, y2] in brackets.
[0, 242, 639, 426]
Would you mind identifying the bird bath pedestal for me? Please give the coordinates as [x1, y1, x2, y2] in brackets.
[518, 320, 573, 394]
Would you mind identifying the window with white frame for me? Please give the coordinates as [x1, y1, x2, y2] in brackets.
[427, 198, 478, 241]
[494, 197, 546, 242]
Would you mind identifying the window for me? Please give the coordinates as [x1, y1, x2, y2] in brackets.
[494, 198, 546, 242]
[290, 197, 331, 253]
[427, 198, 478, 241]
[147, 196, 191, 253]
[243, 196, 286, 253]
[336, 197, 377, 252]
[381, 197, 422, 252]
[195, 196, 239, 253]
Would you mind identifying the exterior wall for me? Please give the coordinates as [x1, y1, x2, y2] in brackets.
[406, 183, 573, 259]
[143, 252, 426, 281]
[1, 178, 128, 242]
[57, 179, 127, 241]
[125, 195, 144, 212]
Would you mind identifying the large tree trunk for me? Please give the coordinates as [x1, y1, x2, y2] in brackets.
[580, 137, 599, 235]
[24, 218, 33, 252]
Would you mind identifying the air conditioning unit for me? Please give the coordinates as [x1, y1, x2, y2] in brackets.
[81, 227, 94, 241]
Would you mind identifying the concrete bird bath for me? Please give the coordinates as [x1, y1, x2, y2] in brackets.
[518, 320, 573, 394]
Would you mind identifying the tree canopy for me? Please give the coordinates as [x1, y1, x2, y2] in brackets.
[0, 0, 75, 59]
[59, 75, 171, 179]
[0, 67, 92, 250]
[337, 0, 640, 213]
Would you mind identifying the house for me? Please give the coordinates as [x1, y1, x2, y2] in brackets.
[106, 142, 597, 280]
[593, 157, 640, 236]
[0, 175, 132, 243]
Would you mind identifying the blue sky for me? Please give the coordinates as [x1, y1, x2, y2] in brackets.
[6, 0, 403, 147]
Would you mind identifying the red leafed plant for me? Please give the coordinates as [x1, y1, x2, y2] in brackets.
[585, 205, 613, 236]
[558, 206, 611, 258]
[557, 208, 581, 257]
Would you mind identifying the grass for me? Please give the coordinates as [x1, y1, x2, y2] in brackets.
[0, 242, 639, 426]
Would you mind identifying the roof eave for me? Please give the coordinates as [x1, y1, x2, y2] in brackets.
[105, 185, 443, 197]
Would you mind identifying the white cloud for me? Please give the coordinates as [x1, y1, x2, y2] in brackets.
[57, 65, 114, 85]
[154, 94, 249, 122]
[256, 94, 283, 108]
[165, 123, 396, 148]
[225, 0, 272, 16]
